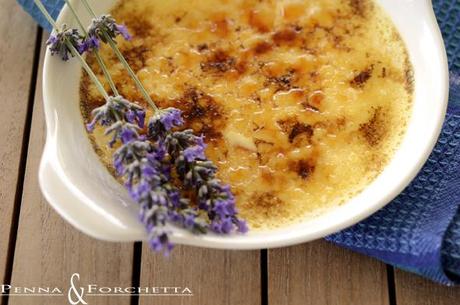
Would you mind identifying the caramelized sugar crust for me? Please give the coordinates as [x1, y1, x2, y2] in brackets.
[80, 0, 413, 229]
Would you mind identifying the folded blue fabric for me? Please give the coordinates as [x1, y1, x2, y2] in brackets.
[18, 0, 460, 285]
[327, 1, 460, 285]
[18, 0, 62, 32]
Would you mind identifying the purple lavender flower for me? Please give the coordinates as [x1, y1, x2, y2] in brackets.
[85, 90, 247, 255]
[200, 180, 247, 234]
[149, 232, 174, 255]
[148, 108, 184, 141]
[113, 140, 152, 186]
[115, 24, 132, 41]
[235, 219, 249, 233]
[120, 127, 138, 143]
[87, 15, 132, 46]
[165, 130, 203, 160]
[158, 108, 184, 130]
[183, 135, 206, 162]
[110, 118, 210, 254]
[184, 214, 196, 228]
[86, 95, 144, 132]
[80, 35, 100, 53]
[213, 200, 236, 218]
[104, 122, 139, 147]
[126, 109, 146, 128]
[154, 111, 248, 236]
[211, 217, 234, 234]
[140, 104, 249, 239]
[167, 206, 209, 233]
[47, 26, 84, 61]
[41, 0, 246, 255]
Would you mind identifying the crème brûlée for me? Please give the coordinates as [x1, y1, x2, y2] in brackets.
[80, 0, 413, 229]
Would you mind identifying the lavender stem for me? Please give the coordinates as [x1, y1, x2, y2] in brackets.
[104, 34, 159, 111]
[69, 43, 110, 100]
[63, 0, 119, 96]
[79, 0, 159, 111]
[80, 0, 97, 17]
[33, 0, 110, 101]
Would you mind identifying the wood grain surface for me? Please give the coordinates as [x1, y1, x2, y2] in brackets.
[0, 0, 38, 283]
[395, 269, 460, 305]
[7, 34, 134, 305]
[268, 241, 390, 305]
[139, 245, 261, 305]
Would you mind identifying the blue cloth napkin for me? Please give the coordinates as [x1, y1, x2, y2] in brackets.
[327, 1, 460, 285]
[18, 0, 62, 31]
[18, 0, 460, 285]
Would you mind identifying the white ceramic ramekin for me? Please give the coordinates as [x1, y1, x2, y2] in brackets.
[39, 0, 449, 249]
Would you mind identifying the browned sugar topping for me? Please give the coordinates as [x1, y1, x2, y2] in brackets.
[350, 66, 373, 88]
[122, 45, 150, 73]
[359, 107, 387, 147]
[265, 70, 297, 92]
[200, 49, 236, 73]
[80, 0, 413, 229]
[253, 41, 273, 55]
[349, 0, 369, 17]
[288, 123, 314, 144]
[249, 192, 286, 217]
[174, 87, 226, 140]
[272, 26, 301, 45]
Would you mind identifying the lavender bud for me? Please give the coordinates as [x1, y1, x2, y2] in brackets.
[47, 26, 84, 61]
[87, 96, 144, 133]
[115, 24, 132, 41]
[148, 108, 184, 141]
[81, 35, 100, 53]
[87, 15, 131, 43]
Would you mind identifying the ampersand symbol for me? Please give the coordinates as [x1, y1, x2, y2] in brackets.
[68, 273, 88, 305]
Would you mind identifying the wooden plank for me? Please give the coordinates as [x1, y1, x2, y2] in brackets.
[395, 269, 460, 305]
[268, 241, 390, 305]
[0, 0, 38, 283]
[8, 35, 134, 305]
[139, 245, 261, 305]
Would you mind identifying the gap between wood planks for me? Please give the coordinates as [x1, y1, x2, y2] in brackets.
[130, 242, 142, 305]
[387, 265, 397, 305]
[261, 249, 268, 305]
[1, 27, 43, 305]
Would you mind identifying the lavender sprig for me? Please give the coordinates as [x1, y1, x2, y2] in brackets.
[63, 0, 119, 96]
[80, 0, 158, 111]
[148, 108, 184, 141]
[33, 0, 110, 102]
[34, 0, 248, 255]
[113, 130, 175, 253]
[87, 97, 214, 253]
[46, 25, 84, 61]
[87, 15, 132, 45]
[86, 95, 145, 132]
[112, 116, 210, 253]
[149, 111, 248, 234]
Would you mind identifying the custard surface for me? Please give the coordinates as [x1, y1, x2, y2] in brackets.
[80, 0, 413, 229]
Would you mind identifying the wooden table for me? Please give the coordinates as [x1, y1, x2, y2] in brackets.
[1, 3, 460, 305]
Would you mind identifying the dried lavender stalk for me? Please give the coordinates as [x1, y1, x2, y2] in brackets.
[35, 0, 248, 254]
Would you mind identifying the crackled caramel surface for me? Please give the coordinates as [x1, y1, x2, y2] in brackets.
[80, 0, 413, 229]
